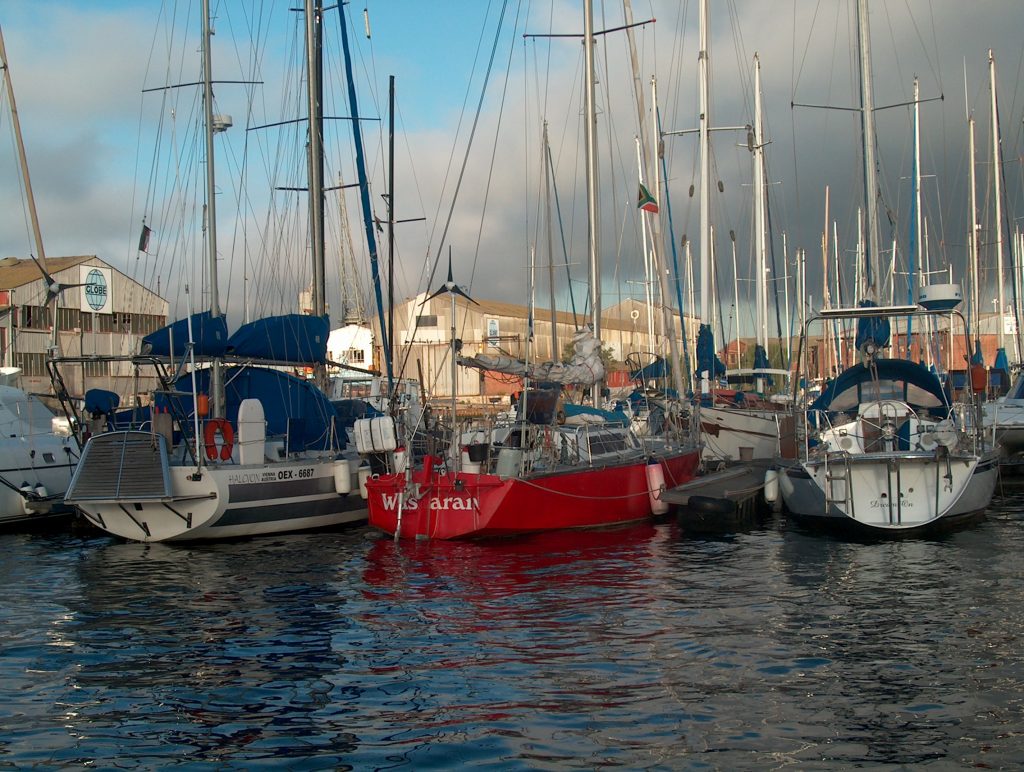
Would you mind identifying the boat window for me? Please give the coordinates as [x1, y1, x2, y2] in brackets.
[43, 453, 55, 463]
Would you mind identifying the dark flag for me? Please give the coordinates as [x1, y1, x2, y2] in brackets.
[138, 224, 152, 253]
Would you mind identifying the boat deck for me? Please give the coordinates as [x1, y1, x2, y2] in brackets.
[662, 460, 772, 532]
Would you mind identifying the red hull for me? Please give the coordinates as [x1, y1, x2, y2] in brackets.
[365, 450, 700, 540]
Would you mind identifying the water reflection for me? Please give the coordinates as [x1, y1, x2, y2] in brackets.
[0, 508, 1021, 768]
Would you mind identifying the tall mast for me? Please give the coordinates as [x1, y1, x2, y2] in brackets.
[543, 121, 558, 358]
[968, 115, 980, 348]
[583, 0, 600, 404]
[989, 49, 1005, 355]
[697, 0, 711, 324]
[752, 53, 767, 353]
[201, 0, 224, 419]
[855, 0, 880, 302]
[0, 25, 45, 264]
[907, 76, 921, 354]
[305, 0, 326, 318]
[337, 4, 392, 390]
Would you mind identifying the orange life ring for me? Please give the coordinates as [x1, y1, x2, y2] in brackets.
[204, 418, 234, 461]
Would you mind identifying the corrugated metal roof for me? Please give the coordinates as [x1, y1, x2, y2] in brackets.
[0, 255, 97, 290]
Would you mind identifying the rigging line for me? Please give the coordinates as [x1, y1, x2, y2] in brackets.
[395, 0, 513, 390]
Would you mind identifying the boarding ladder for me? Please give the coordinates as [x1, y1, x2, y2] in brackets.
[823, 452, 855, 518]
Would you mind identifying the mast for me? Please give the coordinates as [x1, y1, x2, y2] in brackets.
[583, 0, 601, 405]
[0, 26, 45, 264]
[989, 49, 1005, 356]
[855, 0, 880, 302]
[201, 0, 224, 419]
[697, 0, 711, 324]
[337, 4, 393, 390]
[907, 77, 921, 355]
[306, 0, 326, 319]
[752, 53, 768, 373]
[543, 121, 558, 358]
[968, 115, 980, 351]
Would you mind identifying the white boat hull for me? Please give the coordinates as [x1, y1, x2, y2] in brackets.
[778, 451, 998, 533]
[700, 405, 790, 462]
[66, 431, 366, 542]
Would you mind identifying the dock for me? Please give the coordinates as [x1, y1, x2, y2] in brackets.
[662, 460, 773, 532]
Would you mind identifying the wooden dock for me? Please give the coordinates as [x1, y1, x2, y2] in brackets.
[662, 460, 773, 532]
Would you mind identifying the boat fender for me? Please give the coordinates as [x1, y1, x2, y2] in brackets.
[203, 418, 234, 462]
[393, 447, 409, 474]
[333, 459, 352, 495]
[763, 468, 779, 503]
[19, 483, 33, 516]
[357, 464, 372, 499]
[686, 495, 737, 516]
[646, 458, 669, 515]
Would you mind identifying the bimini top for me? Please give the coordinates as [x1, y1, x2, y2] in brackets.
[810, 358, 951, 417]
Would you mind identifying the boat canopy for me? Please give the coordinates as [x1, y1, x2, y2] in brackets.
[156, 365, 340, 451]
[854, 301, 891, 351]
[141, 311, 229, 358]
[694, 324, 726, 379]
[629, 356, 670, 382]
[226, 314, 330, 364]
[459, 327, 605, 386]
[810, 358, 951, 418]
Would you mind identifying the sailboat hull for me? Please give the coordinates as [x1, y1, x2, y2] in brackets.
[365, 449, 699, 540]
[777, 451, 998, 534]
[700, 405, 793, 462]
[66, 431, 366, 542]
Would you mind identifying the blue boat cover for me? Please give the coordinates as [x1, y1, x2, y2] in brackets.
[84, 389, 120, 416]
[854, 301, 891, 351]
[226, 314, 329, 364]
[156, 366, 341, 451]
[994, 347, 1009, 371]
[563, 402, 629, 426]
[810, 358, 950, 418]
[971, 341, 984, 365]
[142, 311, 229, 358]
[752, 344, 773, 387]
[694, 324, 726, 379]
[629, 356, 670, 382]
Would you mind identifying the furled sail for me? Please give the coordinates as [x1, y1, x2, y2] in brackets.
[458, 327, 605, 386]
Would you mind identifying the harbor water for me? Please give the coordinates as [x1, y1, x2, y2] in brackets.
[2, 495, 1023, 769]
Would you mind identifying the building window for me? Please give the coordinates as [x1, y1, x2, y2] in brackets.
[97, 314, 115, 333]
[131, 313, 165, 335]
[56, 307, 81, 331]
[348, 348, 365, 363]
[417, 314, 438, 328]
[13, 352, 46, 376]
[20, 305, 50, 330]
[80, 313, 93, 332]
[84, 359, 109, 378]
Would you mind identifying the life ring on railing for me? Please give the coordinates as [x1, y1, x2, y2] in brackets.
[204, 418, 234, 461]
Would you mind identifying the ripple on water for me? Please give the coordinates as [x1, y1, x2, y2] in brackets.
[0, 511, 1022, 767]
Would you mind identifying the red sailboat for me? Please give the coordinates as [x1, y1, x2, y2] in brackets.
[364, 1, 700, 541]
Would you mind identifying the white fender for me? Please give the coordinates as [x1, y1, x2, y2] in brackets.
[646, 460, 669, 515]
[763, 468, 779, 503]
[393, 447, 409, 474]
[357, 465, 372, 500]
[333, 459, 352, 495]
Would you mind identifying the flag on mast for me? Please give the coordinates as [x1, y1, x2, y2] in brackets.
[637, 183, 659, 214]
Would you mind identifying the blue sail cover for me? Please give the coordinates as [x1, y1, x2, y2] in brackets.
[694, 324, 726, 379]
[629, 356, 670, 382]
[226, 314, 330, 364]
[156, 366, 340, 451]
[810, 358, 951, 419]
[971, 341, 984, 365]
[854, 301, 890, 351]
[142, 311, 229, 357]
[752, 344, 773, 387]
[994, 347, 1009, 371]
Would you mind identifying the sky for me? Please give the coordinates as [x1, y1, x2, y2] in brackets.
[2, 0, 1023, 342]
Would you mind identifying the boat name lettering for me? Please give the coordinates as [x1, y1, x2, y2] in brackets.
[228, 471, 278, 485]
[869, 498, 913, 509]
[381, 492, 479, 512]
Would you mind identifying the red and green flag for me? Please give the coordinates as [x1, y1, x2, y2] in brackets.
[637, 183, 659, 213]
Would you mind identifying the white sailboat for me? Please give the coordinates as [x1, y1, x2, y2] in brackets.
[0, 25, 80, 526]
[771, 0, 997, 535]
[673, 2, 791, 465]
[55, 0, 367, 541]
